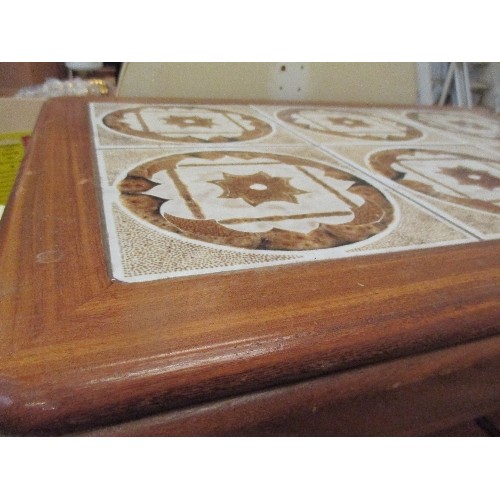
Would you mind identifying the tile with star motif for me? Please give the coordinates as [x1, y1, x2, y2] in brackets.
[382, 107, 500, 153]
[89, 102, 307, 149]
[93, 145, 476, 282]
[323, 143, 500, 239]
[251, 105, 462, 145]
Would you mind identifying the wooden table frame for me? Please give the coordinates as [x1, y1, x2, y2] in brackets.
[0, 97, 499, 436]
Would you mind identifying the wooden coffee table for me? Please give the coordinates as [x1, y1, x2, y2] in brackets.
[0, 97, 499, 436]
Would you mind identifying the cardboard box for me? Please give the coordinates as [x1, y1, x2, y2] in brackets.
[0, 96, 46, 133]
[0, 97, 47, 218]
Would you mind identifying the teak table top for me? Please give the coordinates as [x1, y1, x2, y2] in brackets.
[0, 97, 499, 436]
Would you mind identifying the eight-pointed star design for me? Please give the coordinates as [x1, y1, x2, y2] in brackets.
[210, 171, 308, 207]
[163, 115, 214, 128]
[328, 116, 369, 128]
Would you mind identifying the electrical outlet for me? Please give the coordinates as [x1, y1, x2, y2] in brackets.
[270, 63, 309, 100]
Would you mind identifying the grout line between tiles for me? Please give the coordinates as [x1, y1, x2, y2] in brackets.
[249, 104, 330, 147]
[89, 102, 497, 273]
[249, 104, 463, 148]
[248, 105, 486, 240]
[315, 146, 486, 241]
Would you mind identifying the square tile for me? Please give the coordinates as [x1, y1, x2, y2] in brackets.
[90, 102, 306, 149]
[94, 144, 476, 282]
[397, 107, 500, 146]
[252, 104, 461, 146]
[323, 143, 500, 239]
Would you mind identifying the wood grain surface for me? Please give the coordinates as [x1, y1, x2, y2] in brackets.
[0, 97, 499, 436]
[81, 335, 500, 436]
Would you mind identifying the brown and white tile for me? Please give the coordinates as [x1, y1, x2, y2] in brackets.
[94, 145, 476, 282]
[323, 143, 500, 239]
[399, 107, 500, 145]
[89, 102, 305, 149]
[252, 105, 460, 146]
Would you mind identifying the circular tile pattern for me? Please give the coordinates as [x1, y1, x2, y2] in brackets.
[102, 105, 273, 143]
[406, 110, 500, 140]
[117, 151, 395, 250]
[277, 107, 422, 141]
[369, 148, 500, 215]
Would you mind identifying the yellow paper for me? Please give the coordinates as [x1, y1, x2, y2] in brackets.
[0, 131, 30, 210]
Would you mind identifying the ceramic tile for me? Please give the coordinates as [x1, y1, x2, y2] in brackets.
[90, 102, 305, 149]
[400, 108, 500, 145]
[252, 105, 460, 145]
[94, 144, 475, 282]
[323, 143, 500, 239]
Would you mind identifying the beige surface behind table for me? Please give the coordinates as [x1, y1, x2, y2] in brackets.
[117, 62, 418, 104]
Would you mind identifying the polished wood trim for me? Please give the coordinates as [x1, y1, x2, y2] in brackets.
[0, 97, 499, 435]
[81, 335, 500, 436]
